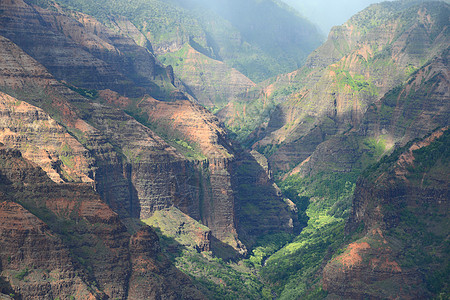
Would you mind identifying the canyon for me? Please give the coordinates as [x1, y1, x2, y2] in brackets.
[0, 0, 448, 299]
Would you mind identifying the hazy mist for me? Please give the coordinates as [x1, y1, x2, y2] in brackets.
[282, 0, 389, 34]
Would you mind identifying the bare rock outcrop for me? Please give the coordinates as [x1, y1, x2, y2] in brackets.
[0, 144, 205, 299]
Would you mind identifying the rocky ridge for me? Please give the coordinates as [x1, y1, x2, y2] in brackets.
[243, 1, 449, 172]
[322, 128, 450, 299]
[0, 144, 205, 299]
[0, 0, 296, 254]
[291, 47, 449, 179]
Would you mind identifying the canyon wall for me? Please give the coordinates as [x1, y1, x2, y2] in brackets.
[322, 128, 449, 299]
[0, 145, 205, 299]
[0, 0, 296, 254]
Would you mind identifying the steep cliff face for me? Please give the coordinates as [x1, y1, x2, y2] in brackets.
[0, 91, 94, 184]
[82, 100, 206, 223]
[99, 90, 297, 251]
[0, 0, 296, 254]
[96, 90, 241, 247]
[0, 0, 176, 99]
[0, 34, 136, 218]
[0, 46, 209, 243]
[0, 145, 205, 299]
[0, 0, 213, 237]
[292, 47, 449, 180]
[159, 44, 256, 106]
[322, 128, 450, 299]
[251, 1, 449, 172]
[234, 150, 298, 246]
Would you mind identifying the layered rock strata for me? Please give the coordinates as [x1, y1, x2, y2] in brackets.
[0, 144, 205, 299]
[0, 0, 296, 253]
[322, 128, 450, 299]
[253, 1, 449, 172]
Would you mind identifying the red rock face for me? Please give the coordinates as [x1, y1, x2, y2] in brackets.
[0, 91, 94, 184]
[322, 128, 450, 299]
[137, 96, 233, 158]
[0, 145, 105, 299]
[322, 229, 423, 299]
[0, 144, 205, 299]
[0, 0, 296, 255]
[0, 201, 103, 300]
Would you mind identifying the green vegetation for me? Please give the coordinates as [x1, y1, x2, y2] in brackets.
[410, 129, 450, 174]
[258, 129, 448, 298]
[348, 1, 398, 34]
[123, 107, 207, 161]
[64, 84, 98, 100]
[379, 129, 449, 297]
[359, 135, 392, 167]
[158, 44, 191, 68]
[333, 67, 377, 96]
[33, 0, 323, 82]
[14, 268, 29, 281]
[280, 171, 357, 220]
[176, 251, 269, 300]
[253, 169, 357, 298]
[233, 157, 296, 246]
[245, 233, 294, 267]
[59, 143, 76, 170]
[262, 212, 344, 299]
[222, 97, 276, 144]
[143, 207, 210, 250]
[159, 42, 249, 107]
[147, 213, 271, 299]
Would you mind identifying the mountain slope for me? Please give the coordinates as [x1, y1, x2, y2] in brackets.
[323, 127, 449, 299]
[33, 0, 323, 108]
[0, 144, 205, 299]
[294, 47, 449, 180]
[245, 2, 449, 298]
[49, 0, 323, 82]
[0, 0, 297, 255]
[225, 1, 449, 172]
